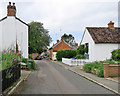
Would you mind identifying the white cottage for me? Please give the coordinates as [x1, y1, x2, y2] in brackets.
[81, 21, 120, 62]
[0, 2, 29, 58]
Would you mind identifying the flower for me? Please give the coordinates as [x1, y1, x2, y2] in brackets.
[14, 59, 17, 61]
[14, 57, 16, 59]
[19, 62, 21, 64]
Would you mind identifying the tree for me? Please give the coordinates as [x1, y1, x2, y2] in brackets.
[62, 33, 76, 46]
[28, 22, 52, 54]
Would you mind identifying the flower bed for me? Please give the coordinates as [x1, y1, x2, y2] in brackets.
[83, 61, 104, 77]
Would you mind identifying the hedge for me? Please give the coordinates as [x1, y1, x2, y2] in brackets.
[56, 49, 77, 61]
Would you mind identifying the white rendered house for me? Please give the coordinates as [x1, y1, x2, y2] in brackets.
[0, 2, 29, 58]
[80, 21, 120, 62]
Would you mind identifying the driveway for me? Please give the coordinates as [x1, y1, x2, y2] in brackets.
[13, 60, 115, 94]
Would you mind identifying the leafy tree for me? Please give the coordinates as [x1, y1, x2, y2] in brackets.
[77, 44, 85, 55]
[62, 33, 76, 46]
[28, 22, 52, 54]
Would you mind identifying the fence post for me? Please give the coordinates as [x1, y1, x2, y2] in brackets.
[103, 63, 109, 78]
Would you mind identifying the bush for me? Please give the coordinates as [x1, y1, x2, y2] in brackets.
[83, 61, 104, 77]
[27, 60, 37, 70]
[2, 50, 22, 70]
[111, 49, 120, 61]
[22, 58, 28, 63]
[29, 54, 33, 59]
[76, 54, 86, 59]
[56, 49, 77, 61]
[77, 45, 85, 55]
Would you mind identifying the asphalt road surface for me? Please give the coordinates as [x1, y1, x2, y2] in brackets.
[14, 60, 115, 94]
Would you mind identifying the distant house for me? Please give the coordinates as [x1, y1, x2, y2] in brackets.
[49, 36, 78, 60]
[0, 2, 29, 58]
[80, 21, 120, 62]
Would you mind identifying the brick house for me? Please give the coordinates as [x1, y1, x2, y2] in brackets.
[80, 21, 120, 62]
[49, 36, 78, 60]
[0, 2, 29, 58]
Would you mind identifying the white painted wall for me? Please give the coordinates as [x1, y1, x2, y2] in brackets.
[81, 28, 119, 62]
[94, 44, 119, 61]
[81, 29, 95, 62]
[52, 52, 57, 60]
[0, 21, 2, 51]
[1, 16, 28, 58]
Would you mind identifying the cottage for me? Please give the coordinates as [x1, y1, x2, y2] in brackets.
[80, 21, 120, 62]
[0, 2, 29, 58]
[49, 36, 78, 60]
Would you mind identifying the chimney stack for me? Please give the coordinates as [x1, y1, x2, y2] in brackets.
[57, 40, 59, 43]
[7, 2, 16, 16]
[108, 21, 114, 28]
[75, 43, 78, 47]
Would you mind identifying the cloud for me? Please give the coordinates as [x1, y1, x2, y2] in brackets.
[0, 0, 119, 46]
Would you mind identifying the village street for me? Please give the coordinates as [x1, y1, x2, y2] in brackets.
[13, 60, 115, 94]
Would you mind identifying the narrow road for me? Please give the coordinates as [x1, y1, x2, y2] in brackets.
[14, 60, 114, 94]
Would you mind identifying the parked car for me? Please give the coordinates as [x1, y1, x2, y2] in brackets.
[35, 56, 42, 60]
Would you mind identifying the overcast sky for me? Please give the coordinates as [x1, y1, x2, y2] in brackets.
[0, 0, 119, 47]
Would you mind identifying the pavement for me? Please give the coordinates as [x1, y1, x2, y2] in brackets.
[4, 69, 31, 96]
[53, 60, 120, 95]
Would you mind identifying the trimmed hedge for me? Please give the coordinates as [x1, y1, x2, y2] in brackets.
[56, 49, 77, 61]
[76, 54, 86, 59]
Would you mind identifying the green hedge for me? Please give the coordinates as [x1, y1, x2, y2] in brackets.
[76, 54, 86, 59]
[83, 61, 104, 77]
[56, 49, 77, 61]
[111, 49, 120, 61]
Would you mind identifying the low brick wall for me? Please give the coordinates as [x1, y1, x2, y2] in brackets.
[32, 53, 39, 60]
[103, 63, 120, 78]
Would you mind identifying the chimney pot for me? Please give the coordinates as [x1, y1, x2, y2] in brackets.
[57, 40, 59, 43]
[108, 21, 114, 28]
[13, 3, 15, 6]
[9, 2, 11, 6]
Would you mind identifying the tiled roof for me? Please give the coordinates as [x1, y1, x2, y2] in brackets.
[86, 27, 120, 43]
[49, 40, 77, 50]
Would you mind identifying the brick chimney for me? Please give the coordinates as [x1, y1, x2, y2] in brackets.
[61, 36, 64, 41]
[75, 43, 78, 47]
[57, 40, 59, 43]
[108, 21, 114, 28]
[7, 2, 16, 16]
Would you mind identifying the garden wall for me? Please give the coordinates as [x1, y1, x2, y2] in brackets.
[103, 63, 120, 78]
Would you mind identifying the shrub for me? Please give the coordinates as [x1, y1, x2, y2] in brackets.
[27, 60, 37, 70]
[29, 54, 33, 59]
[111, 49, 120, 61]
[77, 44, 85, 55]
[22, 58, 28, 63]
[56, 49, 77, 61]
[83, 61, 104, 77]
[2, 50, 22, 70]
[76, 54, 86, 59]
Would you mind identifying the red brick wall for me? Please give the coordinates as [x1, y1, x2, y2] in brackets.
[103, 63, 120, 78]
[49, 49, 53, 59]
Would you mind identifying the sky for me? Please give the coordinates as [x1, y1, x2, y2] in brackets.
[0, 0, 119, 47]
